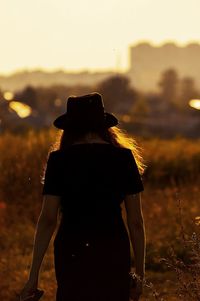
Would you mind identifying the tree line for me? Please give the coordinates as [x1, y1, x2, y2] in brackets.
[0, 68, 199, 133]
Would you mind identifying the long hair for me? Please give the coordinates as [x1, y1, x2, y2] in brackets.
[51, 125, 145, 175]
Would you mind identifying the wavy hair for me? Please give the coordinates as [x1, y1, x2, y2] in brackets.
[50, 125, 145, 175]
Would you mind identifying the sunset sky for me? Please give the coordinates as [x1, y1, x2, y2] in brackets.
[0, 0, 200, 74]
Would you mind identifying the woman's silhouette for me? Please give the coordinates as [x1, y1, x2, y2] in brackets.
[20, 92, 146, 301]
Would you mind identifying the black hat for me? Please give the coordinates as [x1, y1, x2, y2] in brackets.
[53, 92, 118, 130]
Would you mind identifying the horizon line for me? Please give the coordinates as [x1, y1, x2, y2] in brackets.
[0, 67, 128, 77]
[1, 39, 200, 76]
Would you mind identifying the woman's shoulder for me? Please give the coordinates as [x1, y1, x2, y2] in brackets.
[48, 150, 62, 157]
[113, 146, 132, 155]
[49, 145, 132, 152]
[47, 150, 64, 162]
[48, 145, 132, 159]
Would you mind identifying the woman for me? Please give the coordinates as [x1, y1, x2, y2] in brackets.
[20, 92, 146, 301]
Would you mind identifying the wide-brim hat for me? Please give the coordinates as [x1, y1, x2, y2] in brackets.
[53, 92, 118, 130]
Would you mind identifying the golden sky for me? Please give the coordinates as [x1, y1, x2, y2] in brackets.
[0, 0, 199, 74]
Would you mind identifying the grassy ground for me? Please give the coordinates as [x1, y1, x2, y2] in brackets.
[1, 185, 199, 300]
[0, 130, 200, 300]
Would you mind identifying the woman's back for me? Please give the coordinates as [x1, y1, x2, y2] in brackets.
[42, 143, 143, 238]
[42, 142, 144, 301]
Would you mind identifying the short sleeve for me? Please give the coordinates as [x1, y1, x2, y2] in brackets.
[123, 149, 144, 195]
[42, 151, 62, 196]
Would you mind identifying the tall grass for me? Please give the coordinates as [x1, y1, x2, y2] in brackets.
[140, 137, 200, 186]
[1, 130, 200, 206]
[0, 130, 200, 300]
[159, 197, 200, 300]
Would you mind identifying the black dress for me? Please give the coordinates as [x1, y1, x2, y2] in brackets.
[42, 143, 144, 301]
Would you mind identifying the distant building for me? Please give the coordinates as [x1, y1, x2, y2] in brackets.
[128, 42, 200, 92]
[1, 42, 200, 93]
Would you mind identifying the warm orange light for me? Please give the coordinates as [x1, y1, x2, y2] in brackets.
[189, 99, 200, 110]
[9, 101, 32, 118]
[54, 98, 62, 107]
[195, 216, 200, 226]
[121, 114, 131, 123]
[4, 91, 14, 101]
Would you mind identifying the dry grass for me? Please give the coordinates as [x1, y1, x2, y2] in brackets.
[0, 130, 200, 300]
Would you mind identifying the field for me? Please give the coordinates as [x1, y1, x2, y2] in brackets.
[0, 129, 200, 300]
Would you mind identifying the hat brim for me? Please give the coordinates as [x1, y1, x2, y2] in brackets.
[53, 112, 118, 130]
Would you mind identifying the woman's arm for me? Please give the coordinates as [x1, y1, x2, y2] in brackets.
[124, 193, 146, 279]
[28, 194, 60, 280]
[20, 195, 60, 300]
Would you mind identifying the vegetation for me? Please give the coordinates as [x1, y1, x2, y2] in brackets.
[0, 130, 200, 300]
[1, 70, 200, 137]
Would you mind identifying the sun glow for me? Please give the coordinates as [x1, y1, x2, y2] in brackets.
[4, 91, 14, 101]
[189, 99, 200, 110]
[9, 101, 32, 118]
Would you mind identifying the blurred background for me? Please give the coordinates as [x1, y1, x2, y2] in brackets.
[1, 0, 200, 300]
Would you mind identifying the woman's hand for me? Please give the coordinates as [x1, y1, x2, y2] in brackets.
[20, 278, 38, 301]
[130, 279, 143, 301]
